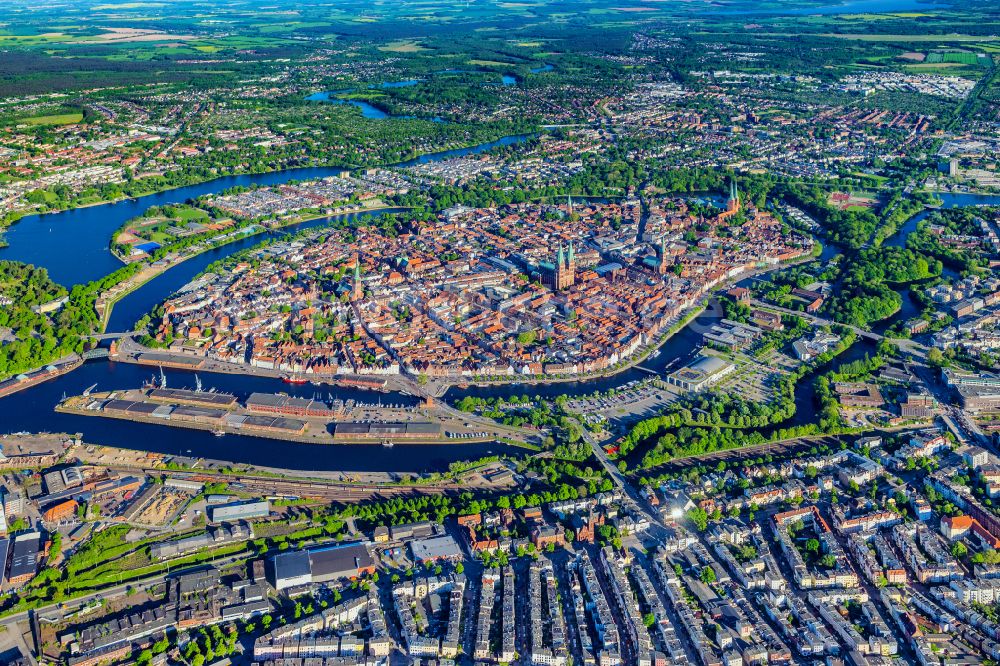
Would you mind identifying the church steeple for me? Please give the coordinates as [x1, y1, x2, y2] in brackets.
[657, 236, 669, 275]
[727, 177, 740, 213]
[554, 242, 575, 291]
[350, 255, 363, 302]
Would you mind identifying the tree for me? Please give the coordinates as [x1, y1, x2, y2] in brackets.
[700, 566, 716, 585]
[455, 562, 464, 574]
[927, 347, 945, 367]
[952, 542, 968, 559]
[686, 507, 709, 532]
[643, 612, 656, 627]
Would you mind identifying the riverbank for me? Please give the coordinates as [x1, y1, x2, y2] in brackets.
[55, 385, 520, 448]
[429, 242, 823, 395]
[56, 401, 487, 446]
[0, 134, 536, 286]
[0, 355, 83, 399]
[97, 201, 404, 332]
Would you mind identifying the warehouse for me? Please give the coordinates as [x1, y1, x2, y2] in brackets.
[207, 499, 270, 523]
[332, 421, 442, 441]
[271, 550, 312, 591]
[270, 541, 376, 590]
[245, 393, 335, 418]
[7, 531, 40, 586]
[102, 399, 168, 418]
[226, 414, 308, 435]
[666, 355, 735, 392]
[309, 541, 377, 583]
[409, 535, 463, 563]
[390, 520, 437, 541]
[0, 538, 9, 587]
[169, 405, 227, 424]
[135, 353, 205, 369]
[147, 388, 237, 408]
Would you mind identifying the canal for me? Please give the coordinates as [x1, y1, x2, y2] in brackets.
[3, 165, 999, 471]
[0, 134, 534, 285]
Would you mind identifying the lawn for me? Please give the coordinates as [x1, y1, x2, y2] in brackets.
[824, 32, 1000, 42]
[468, 59, 515, 66]
[23, 112, 83, 126]
[379, 40, 427, 52]
[175, 207, 209, 221]
[927, 51, 989, 65]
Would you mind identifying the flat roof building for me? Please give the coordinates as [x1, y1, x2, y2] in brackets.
[410, 535, 463, 563]
[8, 531, 40, 586]
[0, 537, 9, 587]
[332, 422, 442, 440]
[207, 500, 270, 523]
[271, 541, 376, 590]
[666, 355, 735, 392]
[272, 550, 312, 590]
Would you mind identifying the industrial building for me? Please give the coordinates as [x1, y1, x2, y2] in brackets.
[666, 355, 735, 392]
[271, 541, 376, 590]
[207, 499, 270, 523]
[7, 531, 41, 586]
[332, 422, 442, 441]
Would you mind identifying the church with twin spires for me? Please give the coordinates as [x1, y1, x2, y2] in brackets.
[553, 241, 576, 290]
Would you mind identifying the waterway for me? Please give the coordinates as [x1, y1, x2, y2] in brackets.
[3, 157, 999, 469]
[379, 80, 421, 89]
[884, 191, 1000, 250]
[0, 359, 518, 472]
[0, 134, 533, 285]
[711, 0, 948, 16]
[870, 191, 1000, 335]
[308, 68, 532, 121]
[0, 134, 540, 471]
[305, 90, 390, 119]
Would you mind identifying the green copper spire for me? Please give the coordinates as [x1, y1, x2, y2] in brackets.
[567, 241, 574, 264]
[556, 244, 565, 267]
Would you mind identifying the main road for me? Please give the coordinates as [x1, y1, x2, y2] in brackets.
[748, 298, 929, 359]
[577, 424, 668, 532]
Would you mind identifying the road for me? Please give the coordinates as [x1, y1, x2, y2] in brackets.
[749, 298, 928, 359]
[578, 425, 667, 533]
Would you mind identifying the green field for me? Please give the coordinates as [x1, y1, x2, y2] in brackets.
[23, 112, 83, 126]
[825, 32, 1000, 42]
[926, 51, 989, 65]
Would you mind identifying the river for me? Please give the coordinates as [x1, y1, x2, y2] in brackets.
[710, 0, 948, 16]
[0, 359, 518, 472]
[871, 191, 1000, 335]
[0, 134, 533, 286]
[884, 191, 1000, 250]
[3, 163, 998, 470]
